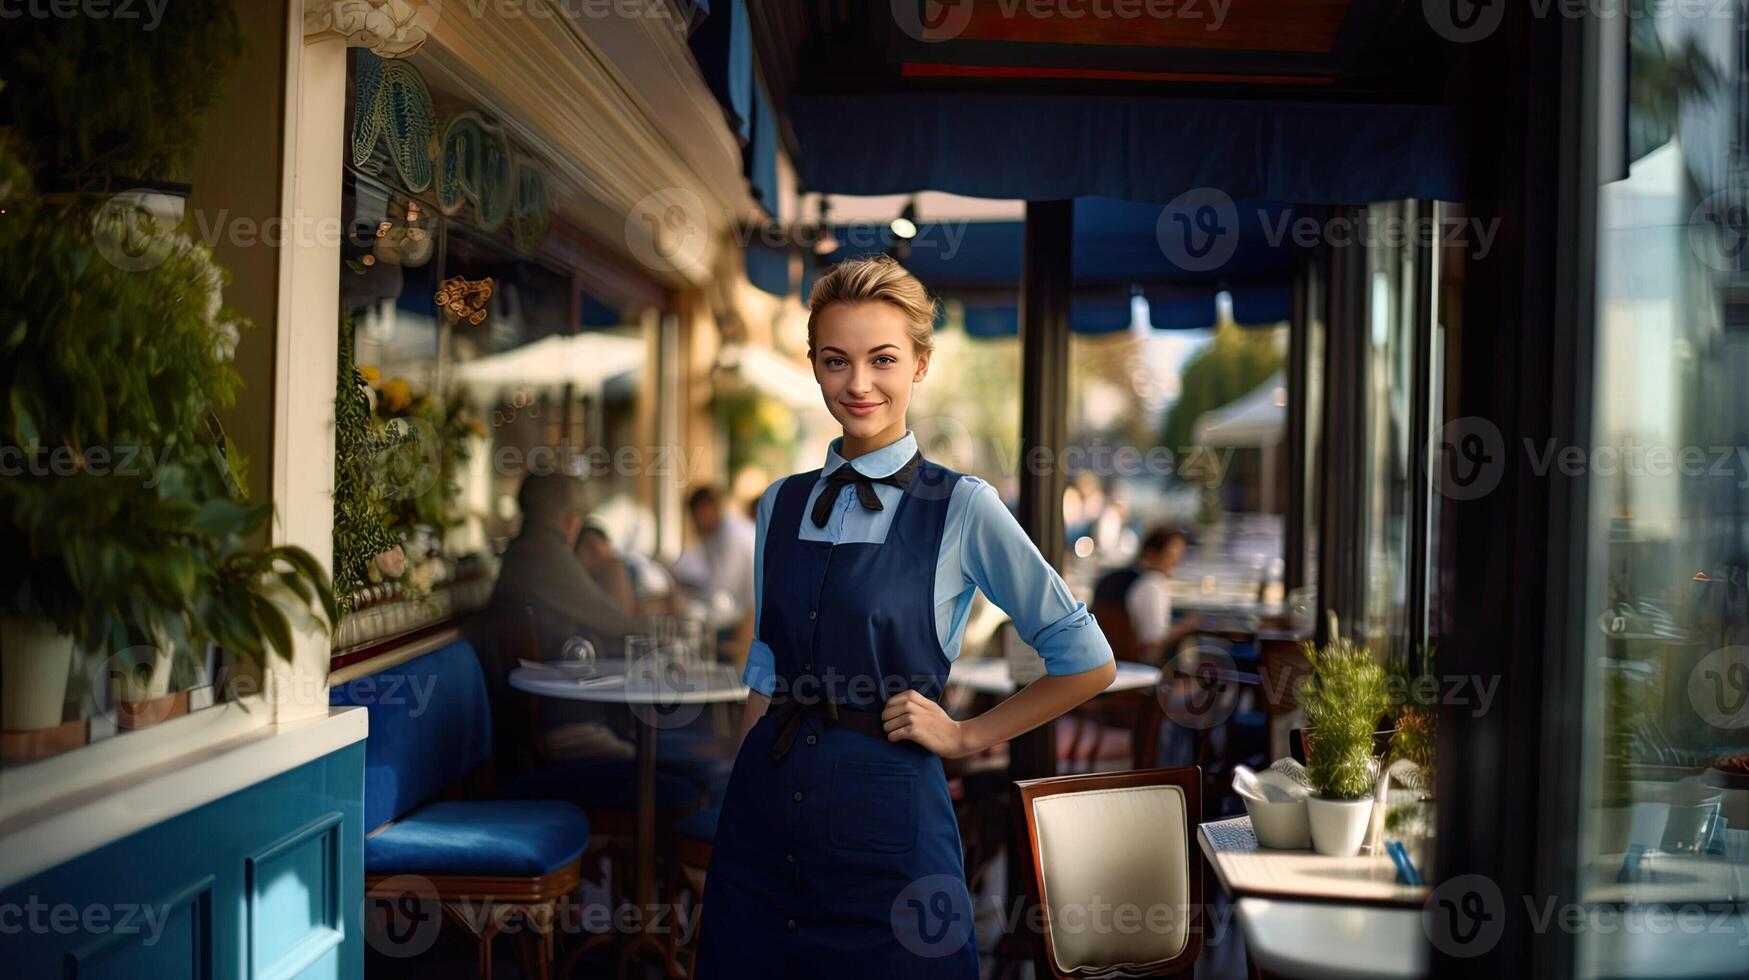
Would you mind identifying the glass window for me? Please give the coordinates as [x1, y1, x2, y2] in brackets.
[1067, 302, 1289, 622]
[1581, 7, 1747, 974]
[1359, 200, 1419, 663]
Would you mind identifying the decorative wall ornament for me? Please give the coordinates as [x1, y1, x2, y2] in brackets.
[304, 0, 437, 59]
[436, 112, 511, 231]
[437, 114, 550, 251]
[350, 50, 436, 191]
[436, 276, 494, 326]
[510, 155, 552, 254]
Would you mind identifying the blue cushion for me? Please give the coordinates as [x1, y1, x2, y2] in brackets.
[653, 731, 738, 792]
[365, 801, 588, 877]
[673, 805, 718, 843]
[331, 640, 494, 830]
[503, 759, 708, 811]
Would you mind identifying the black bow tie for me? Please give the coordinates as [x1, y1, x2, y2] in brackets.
[810, 450, 923, 528]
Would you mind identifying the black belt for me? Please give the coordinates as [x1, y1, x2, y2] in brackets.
[763, 695, 888, 762]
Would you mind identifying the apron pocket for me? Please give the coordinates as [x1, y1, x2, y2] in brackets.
[828, 758, 918, 854]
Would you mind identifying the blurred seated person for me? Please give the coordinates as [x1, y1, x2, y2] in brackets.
[574, 521, 638, 618]
[575, 519, 685, 620]
[490, 472, 642, 661]
[1091, 526, 1202, 665]
[671, 484, 756, 667]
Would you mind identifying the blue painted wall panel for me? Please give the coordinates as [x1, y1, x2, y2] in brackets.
[0, 743, 364, 980]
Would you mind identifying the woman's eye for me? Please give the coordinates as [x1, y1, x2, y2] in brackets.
[874, 356, 896, 366]
[826, 357, 846, 368]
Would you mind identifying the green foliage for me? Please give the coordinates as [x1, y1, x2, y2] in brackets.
[1158, 320, 1283, 473]
[1298, 638, 1389, 800]
[1387, 644, 1438, 781]
[372, 381, 478, 536]
[0, 147, 333, 663]
[0, 1, 243, 181]
[331, 314, 403, 608]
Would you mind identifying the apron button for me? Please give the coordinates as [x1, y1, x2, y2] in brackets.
[803, 662, 812, 671]
[808, 610, 816, 620]
[786, 919, 797, 930]
[786, 852, 795, 863]
[792, 791, 803, 803]
[805, 734, 817, 745]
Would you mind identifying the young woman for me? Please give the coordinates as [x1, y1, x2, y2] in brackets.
[695, 256, 1117, 978]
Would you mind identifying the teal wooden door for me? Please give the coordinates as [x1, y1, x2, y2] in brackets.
[1, 744, 364, 980]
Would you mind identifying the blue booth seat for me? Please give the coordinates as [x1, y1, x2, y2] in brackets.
[365, 800, 590, 877]
[331, 640, 496, 834]
[331, 638, 589, 979]
[672, 804, 719, 844]
[503, 758, 709, 812]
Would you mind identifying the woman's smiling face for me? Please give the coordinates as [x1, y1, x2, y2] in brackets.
[812, 300, 929, 445]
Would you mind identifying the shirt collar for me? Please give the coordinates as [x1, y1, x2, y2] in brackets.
[823, 430, 918, 479]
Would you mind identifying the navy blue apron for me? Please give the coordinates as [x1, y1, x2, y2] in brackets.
[696, 457, 980, 979]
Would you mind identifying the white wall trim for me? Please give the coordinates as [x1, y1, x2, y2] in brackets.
[272, 10, 351, 723]
[0, 708, 368, 890]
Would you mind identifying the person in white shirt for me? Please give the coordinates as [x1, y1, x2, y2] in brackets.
[671, 484, 757, 665]
[1093, 526, 1201, 664]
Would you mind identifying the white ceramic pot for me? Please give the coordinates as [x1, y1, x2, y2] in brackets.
[0, 616, 77, 731]
[1244, 796, 1312, 849]
[110, 643, 175, 703]
[1307, 794, 1374, 857]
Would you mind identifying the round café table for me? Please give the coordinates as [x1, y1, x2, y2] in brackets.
[945, 656, 1161, 696]
[509, 657, 747, 977]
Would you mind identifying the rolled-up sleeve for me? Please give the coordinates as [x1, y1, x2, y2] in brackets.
[960, 482, 1114, 675]
[739, 481, 782, 696]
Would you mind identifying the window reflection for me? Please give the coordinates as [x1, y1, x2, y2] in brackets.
[1584, 6, 1747, 972]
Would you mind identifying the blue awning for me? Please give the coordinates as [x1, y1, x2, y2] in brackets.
[687, 0, 752, 144]
[745, 241, 789, 298]
[816, 197, 1303, 334]
[789, 94, 1463, 206]
[960, 294, 1134, 339]
[743, 78, 780, 217]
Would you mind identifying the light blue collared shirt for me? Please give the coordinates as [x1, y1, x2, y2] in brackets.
[740, 430, 1114, 696]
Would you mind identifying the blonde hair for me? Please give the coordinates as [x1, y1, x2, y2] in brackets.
[805, 255, 938, 360]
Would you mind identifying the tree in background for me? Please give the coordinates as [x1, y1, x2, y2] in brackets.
[1158, 318, 1284, 481]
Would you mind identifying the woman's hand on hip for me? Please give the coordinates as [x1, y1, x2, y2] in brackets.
[881, 689, 972, 758]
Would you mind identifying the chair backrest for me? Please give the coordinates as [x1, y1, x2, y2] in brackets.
[1091, 568, 1143, 662]
[329, 638, 494, 831]
[1258, 638, 1312, 714]
[1013, 766, 1204, 979]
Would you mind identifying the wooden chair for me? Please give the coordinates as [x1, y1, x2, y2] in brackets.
[661, 806, 718, 975]
[1012, 766, 1205, 979]
[336, 639, 591, 980]
[365, 856, 582, 980]
[1054, 605, 1156, 772]
[1257, 638, 1312, 761]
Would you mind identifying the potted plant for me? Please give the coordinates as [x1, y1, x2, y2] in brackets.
[0, 136, 333, 742]
[1297, 638, 1389, 856]
[1377, 644, 1437, 845]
